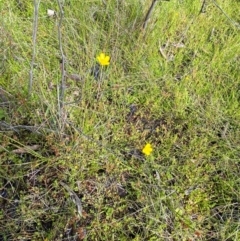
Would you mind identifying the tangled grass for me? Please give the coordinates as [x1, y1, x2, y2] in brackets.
[0, 0, 240, 240]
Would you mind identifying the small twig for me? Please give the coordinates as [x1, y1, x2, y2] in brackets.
[60, 181, 83, 217]
[57, 0, 66, 131]
[0, 121, 41, 134]
[142, 0, 170, 30]
[199, 0, 207, 14]
[28, 0, 40, 96]
[159, 42, 169, 61]
[0, 121, 67, 136]
[142, 0, 158, 30]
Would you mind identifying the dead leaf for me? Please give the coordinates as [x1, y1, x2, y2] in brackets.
[77, 227, 87, 240]
[12, 145, 41, 154]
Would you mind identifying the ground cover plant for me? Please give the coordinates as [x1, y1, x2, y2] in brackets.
[0, 0, 240, 240]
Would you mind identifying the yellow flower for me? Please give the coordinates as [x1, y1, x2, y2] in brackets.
[142, 143, 153, 156]
[96, 53, 110, 66]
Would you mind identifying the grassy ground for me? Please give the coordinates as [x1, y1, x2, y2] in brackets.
[0, 0, 240, 240]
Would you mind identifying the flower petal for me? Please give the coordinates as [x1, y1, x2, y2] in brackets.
[96, 53, 110, 66]
[142, 143, 153, 156]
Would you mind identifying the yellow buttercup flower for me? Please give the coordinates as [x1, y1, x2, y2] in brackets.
[142, 143, 153, 156]
[96, 53, 110, 66]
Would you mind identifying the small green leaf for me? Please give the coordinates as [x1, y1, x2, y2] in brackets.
[0, 108, 7, 119]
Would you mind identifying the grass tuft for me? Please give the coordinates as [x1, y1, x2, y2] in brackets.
[0, 0, 240, 240]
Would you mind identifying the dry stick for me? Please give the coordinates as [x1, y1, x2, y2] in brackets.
[57, 0, 66, 131]
[0, 121, 63, 135]
[199, 0, 207, 14]
[28, 0, 40, 96]
[142, 0, 158, 30]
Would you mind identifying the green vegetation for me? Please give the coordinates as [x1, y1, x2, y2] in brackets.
[0, 0, 240, 240]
